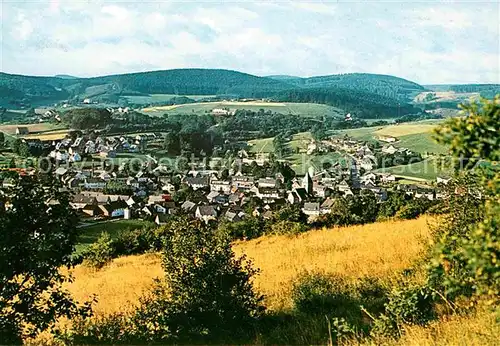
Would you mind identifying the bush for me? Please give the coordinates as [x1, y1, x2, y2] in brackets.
[132, 218, 265, 342]
[56, 313, 135, 345]
[82, 232, 114, 269]
[372, 285, 435, 338]
[395, 198, 434, 220]
[270, 220, 308, 235]
[113, 226, 156, 256]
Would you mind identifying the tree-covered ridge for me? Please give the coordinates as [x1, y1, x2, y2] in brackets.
[272, 87, 419, 118]
[0, 69, 423, 106]
[85, 69, 293, 95]
[276, 73, 425, 102]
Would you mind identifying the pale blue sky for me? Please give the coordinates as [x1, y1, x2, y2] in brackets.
[1, 0, 499, 84]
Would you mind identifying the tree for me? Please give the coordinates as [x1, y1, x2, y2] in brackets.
[434, 96, 500, 167]
[9, 138, 21, 155]
[0, 175, 92, 343]
[133, 218, 264, 341]
[428, 96, 499, 301]
[0, 132, 5, 148]
[18, 142, 30, 157]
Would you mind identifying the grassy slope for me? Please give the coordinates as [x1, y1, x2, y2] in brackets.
[68, 217, 432, 314]
[64, 217, 498, 345]
[339, 120, 447, 154]
[373, 157, 452, 181]
[142, 102, 343, 117]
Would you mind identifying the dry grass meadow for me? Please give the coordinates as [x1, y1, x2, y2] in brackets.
[68, 217, 432, 315]
[62, 216, 498, 345]
[0, 123, 60, 135]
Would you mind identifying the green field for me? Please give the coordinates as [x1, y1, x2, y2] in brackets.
[337, 120, 446, 154]
[76, 219, 155, 254]
[123, 94, 217, 104]
[142, 102, 343, 118]
[248, 137, 275, 153]
[373, 158, 451, 181]
[396, 133, 448, 154]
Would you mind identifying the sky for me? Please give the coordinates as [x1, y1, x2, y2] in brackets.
[1, 0, 499, 84]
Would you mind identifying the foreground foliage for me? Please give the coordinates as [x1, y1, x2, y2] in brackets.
[0, 176, 91, 343]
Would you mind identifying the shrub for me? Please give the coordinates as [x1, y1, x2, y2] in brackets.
[371, 285, 435, 338]
[56, 313, 135, 345]
[82, 232, 114, 269]
[291, 272, 348, 315]
[270, 220, 308, 235]
[113, 226, 156, 256]
[133, 218, 265, 342]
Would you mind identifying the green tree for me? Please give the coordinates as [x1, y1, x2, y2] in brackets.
[0, 175, 92, 343]
[18, 141, 30, 157]
[429, 96, 499, 302]
[133, 218, 264, 341]
[434, 96, 500, 167]
[9, 138, 21, 155]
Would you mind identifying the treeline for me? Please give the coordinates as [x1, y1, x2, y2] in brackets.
[271, 88, 420, 119]
[217, 109, 331, 140]
[62, 108, 113, 129]
[282, 73, 424, 102]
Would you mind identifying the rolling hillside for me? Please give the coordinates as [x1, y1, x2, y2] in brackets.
[1, 69, 425, 118]
[270, 73, 425, 101]
[60, 216, 498, 345]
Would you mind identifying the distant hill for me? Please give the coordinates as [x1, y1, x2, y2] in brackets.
[54, 74, 79, 79]
[0, 69, 427, 117]
[424, 84, 500, 98]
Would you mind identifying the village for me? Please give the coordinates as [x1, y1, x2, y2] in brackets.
[1, 124, 450, 228]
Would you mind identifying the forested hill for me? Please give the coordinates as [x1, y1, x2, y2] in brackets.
[424, 84, 500, 98]
[84, 69, 292, 95]
[268, 73, 425, 102]
[1, 69, 425, 117]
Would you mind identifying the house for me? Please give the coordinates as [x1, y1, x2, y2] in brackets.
[225, 210, 245, 222]
[287, 187, 309, 204]
[258, 178, 278, 189]
[195, 205, 218, 223]
[320, 198, 335, 214]
[437, 176, 451, 185]
[99, 200, 127, 218]
[84, 178, 106, 190]
[16, 127, 29, 135]
[81, 204, 101, 217]
[210, 180, 232, 193]
[206, 190, 220, 202]
[125, 196, 141, 208]
[155, 214, 170, 225]
[214, 194, 229, 205]
[232, 176, 255, 190]
[184, 176, 210, 190]
[381, 145, 398, 155]
[256, 188, 280, 200]
[378, 173, 396, 183]
[181, 200, 196, 212]
[147, 195, 165, 205]
[360, 173, 377, 184]
[337, 180, 350, 193]
[302, 202, 320, 216]
[161, 182, 176, 193]
[71, 194, 97, 209]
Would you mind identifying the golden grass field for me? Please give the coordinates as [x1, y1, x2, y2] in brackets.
[62, 216, 498, 345]
[21, 129, 70, 141]
[374, 123, 438, 137]
[142, 101, 287, 113]
[67, 217, 432, 315]
[0, 123, 60, 135]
